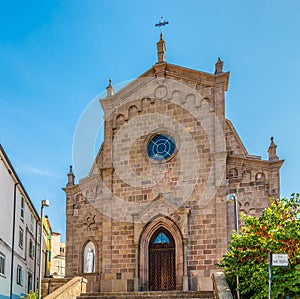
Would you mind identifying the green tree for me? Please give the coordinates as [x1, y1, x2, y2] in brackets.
[21, 290, 38, 299]
[218, 194, 300, 299]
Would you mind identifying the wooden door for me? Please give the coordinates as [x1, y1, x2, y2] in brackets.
[149, 228, 176, 291]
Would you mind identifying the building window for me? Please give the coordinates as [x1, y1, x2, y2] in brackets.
[60, 247, 64, 254]
[37, 226, 41, 244]
[17, 265, 23, 285]
[0, 252, 5, 276]
[57, 259, 64, 275]
[27, 272, 33, 292]
[19, 227, 24, 248]
[30, 214, 34, 233]
[147, 134, 176, 161]
[29, 239, 35, 258]
[20, 196, 25, 220]
[154, 232, 170, 244]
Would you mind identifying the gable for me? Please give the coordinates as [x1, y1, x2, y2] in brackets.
[225, 119, 261, 160]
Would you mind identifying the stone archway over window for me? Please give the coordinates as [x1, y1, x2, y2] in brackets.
[139, 217, 183, 291]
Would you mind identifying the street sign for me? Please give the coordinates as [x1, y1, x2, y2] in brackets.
[272, 253, 288, 267]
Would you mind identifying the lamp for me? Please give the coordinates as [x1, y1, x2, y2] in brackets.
[38, 199, 49, 299]
[226, 194, 240, 299]
[226, 194, 238, 233]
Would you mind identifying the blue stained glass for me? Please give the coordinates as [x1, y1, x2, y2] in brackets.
[147, 134, 176, 161]
[154, 232, 170, 244]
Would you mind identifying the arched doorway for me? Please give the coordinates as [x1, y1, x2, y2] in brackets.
[149, 228, 176, 291]
[139, 217, 183, 291]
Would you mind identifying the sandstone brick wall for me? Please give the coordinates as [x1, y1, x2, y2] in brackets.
[64, 62, 282, 293]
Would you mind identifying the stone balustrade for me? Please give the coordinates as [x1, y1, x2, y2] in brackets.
[43, 276, 87, 299]
[212, 272, 233, 299]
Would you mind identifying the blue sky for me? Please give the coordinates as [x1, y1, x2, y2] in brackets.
[1, 0, 300, 240]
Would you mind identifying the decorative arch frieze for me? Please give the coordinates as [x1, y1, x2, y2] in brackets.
[185, 94, 196, 106]
[142, 97, 154, 109]
[199, 97, 211, 109]
[128, 105, 138, 118]
[154, 85, 168, 100]
[255, 172, 265, 182]
[116, 114, 125, 127]
[229, 168, 238, 179]
[242, 169, 251, 183]
[171, 90, 182, 102]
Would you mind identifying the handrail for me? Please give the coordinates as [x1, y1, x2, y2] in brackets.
[43, 276, 87, 299]
[212, 272, 233, 299]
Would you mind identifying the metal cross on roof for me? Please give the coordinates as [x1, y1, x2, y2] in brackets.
[155, 17, 169, 32]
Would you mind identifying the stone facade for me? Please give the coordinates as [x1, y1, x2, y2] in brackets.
[63, 35, 283, 293]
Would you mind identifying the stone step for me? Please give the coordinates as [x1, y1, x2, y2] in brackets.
[78, 291, 214, 299]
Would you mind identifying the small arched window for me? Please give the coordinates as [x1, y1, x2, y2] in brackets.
[229, 168, 238, 178]
[255, 172, 265, 182]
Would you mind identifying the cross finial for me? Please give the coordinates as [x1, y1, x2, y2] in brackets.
[155, 17, 169, 33]
[268, 136, 279, 161]
[66, 165, 75, 187]
[215, 57, 224, 74]
[106, 79, 114, 97]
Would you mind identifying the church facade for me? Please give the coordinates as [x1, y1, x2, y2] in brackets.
[64, 35, 283, 293]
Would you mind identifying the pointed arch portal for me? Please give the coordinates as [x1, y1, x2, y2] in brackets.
[139, 217, 184, 291]
[149, 227, 176, 290]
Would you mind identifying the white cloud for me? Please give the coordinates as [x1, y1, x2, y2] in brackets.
[26, 167, 56, 177]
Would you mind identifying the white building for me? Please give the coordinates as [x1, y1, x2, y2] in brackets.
[50, 232, 65, 278]
[0, 144, 44, 299]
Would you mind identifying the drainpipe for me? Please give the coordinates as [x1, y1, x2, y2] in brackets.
[10, 182, 19, 299]
[33, 218, 38, 291]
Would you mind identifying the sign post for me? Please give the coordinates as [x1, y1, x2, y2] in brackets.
[268, 253, 289, 299]
[272, 254, 289, 267]
[268, 252, 272, 299]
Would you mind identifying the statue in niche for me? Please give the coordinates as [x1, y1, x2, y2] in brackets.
[86, 248, 94, 273]
[84, 246, 95, 273]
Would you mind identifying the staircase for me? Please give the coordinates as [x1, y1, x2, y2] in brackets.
[78, 291, 214, 299]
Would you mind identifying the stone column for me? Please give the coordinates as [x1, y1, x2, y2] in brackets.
[134, 243, 139, 291]
[183, 238, 188, 291]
